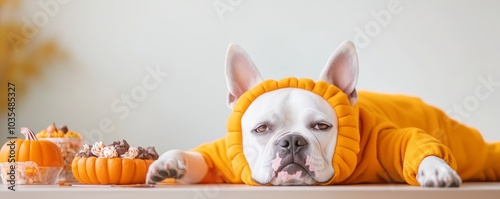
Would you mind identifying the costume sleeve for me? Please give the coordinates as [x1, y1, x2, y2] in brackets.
[188, 137, 243, 184]
[377, 127, 457, 185]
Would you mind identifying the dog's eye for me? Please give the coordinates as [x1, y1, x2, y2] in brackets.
[313, 122, 331, 131]
[254, 124, 269, 133]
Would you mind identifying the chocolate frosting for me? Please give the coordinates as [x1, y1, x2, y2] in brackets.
[109, 139, 130, 156]
[75, 139, 158, 160]
[76, 144, 93, 158]
[146, 147, 159, 160]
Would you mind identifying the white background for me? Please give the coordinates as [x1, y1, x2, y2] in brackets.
[2, 0, 500, 154]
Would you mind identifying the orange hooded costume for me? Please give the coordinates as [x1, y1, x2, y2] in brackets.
[190, 77, 500, 185]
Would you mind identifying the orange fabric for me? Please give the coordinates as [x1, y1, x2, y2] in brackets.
[189, 138, 243, 184]
[190, 77, 500, 185]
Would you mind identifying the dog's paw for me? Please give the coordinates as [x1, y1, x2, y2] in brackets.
[146, 149, 187, 184]
[416, 156, 462, 188]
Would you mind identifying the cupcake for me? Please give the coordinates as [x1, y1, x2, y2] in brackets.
[72, 139, 159, 185]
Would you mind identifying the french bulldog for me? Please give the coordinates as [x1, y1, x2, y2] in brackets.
[146, 41, 500, 187]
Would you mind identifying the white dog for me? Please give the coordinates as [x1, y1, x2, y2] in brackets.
[146, 41, 500, 187]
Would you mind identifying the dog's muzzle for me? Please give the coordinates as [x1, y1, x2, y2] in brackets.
[274, 134, 312, 178]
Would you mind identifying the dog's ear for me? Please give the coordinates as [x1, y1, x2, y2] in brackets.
[225, 43, 263, 109]
[319, 40, 359, 105]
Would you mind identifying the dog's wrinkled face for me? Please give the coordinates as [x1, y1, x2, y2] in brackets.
[241, 88, 337, 185]
[225, 41, 359, 185]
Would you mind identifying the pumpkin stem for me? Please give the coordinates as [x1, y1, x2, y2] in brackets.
[21, 127, 38, 140]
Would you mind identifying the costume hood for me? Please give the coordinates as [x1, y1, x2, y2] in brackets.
[226, 77, 361, 185]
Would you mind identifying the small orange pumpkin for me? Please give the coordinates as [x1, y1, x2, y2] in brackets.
[71, 157, 154, 184]
[0, 127, 63, 167]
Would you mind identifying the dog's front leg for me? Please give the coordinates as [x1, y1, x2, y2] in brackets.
[377, 127, 461, 187]
[146, 149, 208, 184]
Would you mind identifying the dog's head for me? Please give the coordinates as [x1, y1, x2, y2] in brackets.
[225, 41, 359, 185]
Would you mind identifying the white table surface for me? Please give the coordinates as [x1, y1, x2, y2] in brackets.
[1, 182, 499, 199]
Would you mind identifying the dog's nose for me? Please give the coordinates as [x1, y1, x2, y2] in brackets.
[278, 134, 308, 153]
